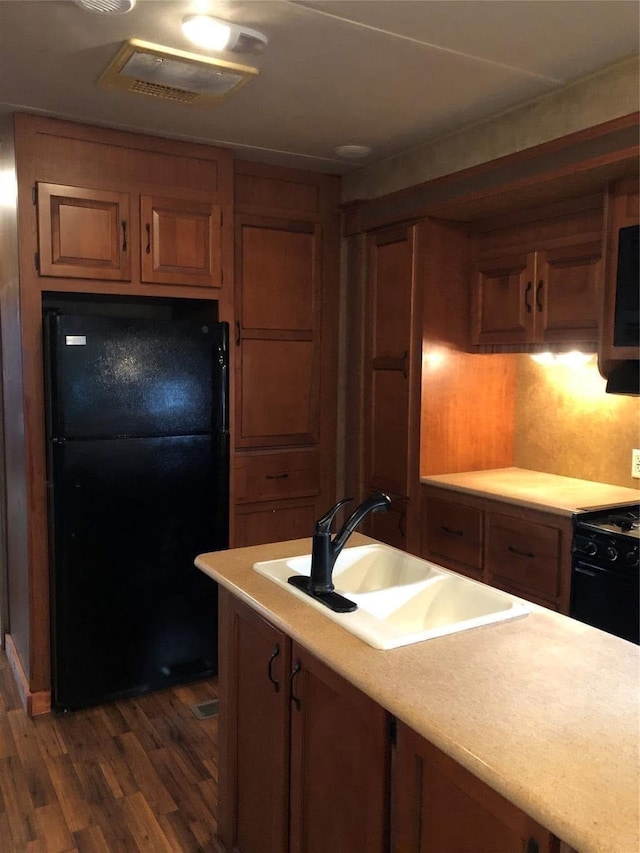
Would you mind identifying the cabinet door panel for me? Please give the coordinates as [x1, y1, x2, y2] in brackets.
[370, 370, 409, 497]
[235, 500, 317, 547]
[472, 254, 533, 344]
[423, 496, 482, 579]
[240, 223, 317, 332]
[393, 723, 559, 853]
[537, 242, 601, 343]
[218, 590, 291, 853]
[485, 513, 560, 601]
[140, 195, 221, 287]
[37, 183, 131, 280]
[235, 449, 320, 504]
[238, 339, 318, 446]
[369, 229, 414, 359]
[289, 644, 390, 853]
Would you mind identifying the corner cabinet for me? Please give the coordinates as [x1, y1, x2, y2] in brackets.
[393, 723, 559, 853]
[217, 588, 390, 853]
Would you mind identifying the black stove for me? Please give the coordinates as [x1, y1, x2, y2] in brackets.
[571, 502, 639, 644]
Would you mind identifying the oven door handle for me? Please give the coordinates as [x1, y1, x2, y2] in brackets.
[574, 565, 597, 577]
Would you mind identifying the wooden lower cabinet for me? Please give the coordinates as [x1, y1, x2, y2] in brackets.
[218, 589, 564, 853]
[217, 588, 390, 853]
[421, 486, 572, 613]
[392, 722, 560, 853]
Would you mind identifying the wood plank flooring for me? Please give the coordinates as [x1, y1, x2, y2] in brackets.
[0, 651, 221, 852]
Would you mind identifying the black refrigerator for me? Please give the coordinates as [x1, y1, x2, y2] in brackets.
[44, 311, 229, 712]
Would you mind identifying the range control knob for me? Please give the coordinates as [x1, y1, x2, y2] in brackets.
[583, 541, 598, 558]
[605, 545, 619, 562]
[625, 548, 639, 567]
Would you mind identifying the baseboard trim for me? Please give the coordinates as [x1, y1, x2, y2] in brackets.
[4, 633, 51, 716]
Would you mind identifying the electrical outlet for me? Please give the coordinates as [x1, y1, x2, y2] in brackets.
[632, 449, 640, 479]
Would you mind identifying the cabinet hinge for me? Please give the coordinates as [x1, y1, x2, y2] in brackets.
[32, 185, 37, 205]
[34, 252, 40, 272]
[388, 716, 397, 746]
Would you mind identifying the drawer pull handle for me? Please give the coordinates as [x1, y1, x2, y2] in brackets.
[290, 660, 302, 710]
[524, 281, 533, 313]
[508, 544, 535, 559]
[442, 525, 463, 537]
[266, 473, 289, 480]
[267, 643, 280, 693]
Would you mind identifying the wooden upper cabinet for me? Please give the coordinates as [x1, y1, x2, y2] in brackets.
[472, 253, 534, 344]
[473, 241, 601, 346]
[537, 241, 601, 342]
[472, 197, 604, 347]
[36, 182, 131, 281]
[140, 194, 222, 288]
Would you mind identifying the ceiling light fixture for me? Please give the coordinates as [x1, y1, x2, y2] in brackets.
[181, 15, 268, 55]
[74, 0, 136, 13]
[335, 144, 372, 159]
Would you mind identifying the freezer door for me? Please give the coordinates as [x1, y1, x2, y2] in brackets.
[45, 312, 228, 438]
[50, 434, 228, 711]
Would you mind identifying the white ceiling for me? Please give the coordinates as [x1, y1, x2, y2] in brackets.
[0, 0, 638, 174]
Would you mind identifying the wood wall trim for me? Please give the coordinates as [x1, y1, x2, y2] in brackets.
[4, 633, 51, 715]
[13, 112, 233, 166]
[346, 112, 639, 231]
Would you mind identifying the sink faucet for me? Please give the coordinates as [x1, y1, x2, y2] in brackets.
[287, 492, 391, 613]
[310, 492, 391, 594]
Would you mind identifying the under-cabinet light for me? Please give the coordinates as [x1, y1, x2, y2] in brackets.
[530, 351, 594, 368]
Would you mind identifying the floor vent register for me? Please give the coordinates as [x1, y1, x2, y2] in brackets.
[190, 699, 219, 720]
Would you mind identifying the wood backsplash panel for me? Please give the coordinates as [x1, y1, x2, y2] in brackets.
[513, 355, 640, 489]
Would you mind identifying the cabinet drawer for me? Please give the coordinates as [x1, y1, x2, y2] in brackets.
[235, 450, 320, 504]
[485, 513, 560, 600]
[424, 497, 482, 575]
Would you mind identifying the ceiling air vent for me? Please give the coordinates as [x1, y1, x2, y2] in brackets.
[97, 39, 258, 106]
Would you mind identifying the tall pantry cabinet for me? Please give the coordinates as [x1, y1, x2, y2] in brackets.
[233, 161, 340, 547]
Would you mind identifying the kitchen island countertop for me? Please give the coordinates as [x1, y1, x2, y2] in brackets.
[420, 467, 640, 514]
[196, 535, 639, 853]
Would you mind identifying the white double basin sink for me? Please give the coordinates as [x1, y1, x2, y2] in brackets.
[254, 543, 530, 650]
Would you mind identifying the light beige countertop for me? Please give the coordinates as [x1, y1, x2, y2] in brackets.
[196, 534, 640, 853]
[421, 467, 640, 515]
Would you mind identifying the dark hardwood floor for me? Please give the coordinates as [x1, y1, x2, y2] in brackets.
[0, 651, 220, 852]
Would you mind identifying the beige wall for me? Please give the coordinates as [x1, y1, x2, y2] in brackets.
[513, 355, 640, 490]
[343, 56, 639, 202]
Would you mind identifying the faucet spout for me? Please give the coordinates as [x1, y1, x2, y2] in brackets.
[332, 492, 392, 554]
[287, 492, 391, 613]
